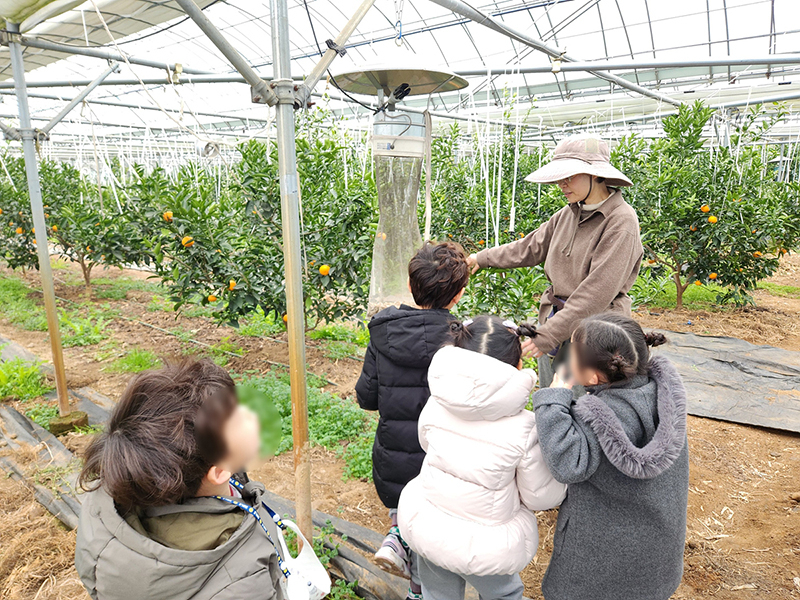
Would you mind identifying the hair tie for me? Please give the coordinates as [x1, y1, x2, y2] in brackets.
[501, 320, 518, 330]
[462, 318, 474, 327]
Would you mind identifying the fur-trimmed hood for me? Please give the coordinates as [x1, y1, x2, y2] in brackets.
[573, 355, 687, 479]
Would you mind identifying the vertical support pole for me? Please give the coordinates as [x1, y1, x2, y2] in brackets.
[6, 22, 70, 416]
[270, 0, 313, 541]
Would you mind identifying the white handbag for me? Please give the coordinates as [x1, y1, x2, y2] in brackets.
[217, 479, 331, 600]
[272, 514, 332, 600]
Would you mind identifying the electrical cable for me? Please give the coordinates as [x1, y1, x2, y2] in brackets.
[300, 0, 381, 113]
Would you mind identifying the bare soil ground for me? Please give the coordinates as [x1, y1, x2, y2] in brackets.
[1, 257, 799, 600]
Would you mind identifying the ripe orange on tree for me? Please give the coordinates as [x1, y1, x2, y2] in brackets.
[0, 208, 3, 214]
[700, 205, 710, 213]
[282, 314, 288, 323]
[689, 225, 697, 232]
[182, 235, 195, 248]
[319, 264, 330, 276]
[753, 251, 762, 258]
[694, 280, 702, 286]
[15, 227, 22, 234]
[163, 211, 173, 222]
[228, 280, 236, 291]
[52, 225, 57, 232]
[31, 228, 34, 234]
[709, 273, 718, 280]
[208, 294, 217, 302]
[707, 215, 718, 224]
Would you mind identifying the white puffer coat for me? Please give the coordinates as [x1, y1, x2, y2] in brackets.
[398, 346, 567, 577]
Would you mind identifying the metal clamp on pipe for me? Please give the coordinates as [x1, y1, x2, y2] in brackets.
[0, 28, 21, 46]
[269, 78, 297, 106]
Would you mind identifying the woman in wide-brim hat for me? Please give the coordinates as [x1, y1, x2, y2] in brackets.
[467, 134, 644, 387]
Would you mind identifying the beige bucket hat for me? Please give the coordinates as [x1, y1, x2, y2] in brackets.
[525, 134, 632, 187]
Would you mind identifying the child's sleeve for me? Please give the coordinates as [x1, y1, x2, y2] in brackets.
[355, 342, 379, 411]
[516, 425, 567, 511]
[533, 387, 602, 484]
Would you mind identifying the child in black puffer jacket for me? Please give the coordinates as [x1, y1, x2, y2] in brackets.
[356, 241, 469, 600]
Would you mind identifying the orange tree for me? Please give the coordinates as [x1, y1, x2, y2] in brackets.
[149, 128, 376, 326]
[613, 101, 799, 308]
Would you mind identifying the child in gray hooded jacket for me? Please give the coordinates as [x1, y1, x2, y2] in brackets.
[532, 313, 689, 600]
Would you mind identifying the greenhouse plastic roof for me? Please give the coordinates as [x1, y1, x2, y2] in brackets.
[1, 0, 800, 148]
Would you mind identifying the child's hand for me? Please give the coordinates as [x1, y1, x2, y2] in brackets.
[467, 253, 481, 275]
[550, 369, 574, 390]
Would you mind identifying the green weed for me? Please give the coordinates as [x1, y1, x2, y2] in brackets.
[321, 341, 361, 362]
[238, 306, 283, 337]
[0, 356, 52, 401]
[328, 580, 360, 600]
[147, 295, 173, 312]
[339, 423, 375, 481]
[74, 424, 104, 434]
[308, 323, 370, 347]
[25, 403, 58, 428]
[757, 281, 800, 299]
[60, 311, 110, 347]
[211, 337, 244, 357]
[109, 348, 162, 373]
[642, 281, 730, 310]
[0, 276, 48, 331]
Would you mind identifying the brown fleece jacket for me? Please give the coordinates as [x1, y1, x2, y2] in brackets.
[476, 190, 643, 353]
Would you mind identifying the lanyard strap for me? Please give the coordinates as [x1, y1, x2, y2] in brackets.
[214, 478, 290, 577]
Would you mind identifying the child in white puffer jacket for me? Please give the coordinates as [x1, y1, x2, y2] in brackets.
[398, 316, 566, 600]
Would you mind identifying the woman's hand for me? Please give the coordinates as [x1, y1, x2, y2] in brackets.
[550, 368, 574, 390]
[467, 253, 481, 275]
[522, 338, 544, 359]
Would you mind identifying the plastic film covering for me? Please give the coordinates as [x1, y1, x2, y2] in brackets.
[368, 154, 423, 315]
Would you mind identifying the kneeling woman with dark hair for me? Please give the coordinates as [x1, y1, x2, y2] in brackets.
[533, 313, 690, 600]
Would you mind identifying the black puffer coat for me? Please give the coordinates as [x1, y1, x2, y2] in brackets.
[356, 305, 454, 508]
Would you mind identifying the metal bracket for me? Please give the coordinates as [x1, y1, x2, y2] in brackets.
[0, 30, 21, 46]
[325, 39, 347, 57]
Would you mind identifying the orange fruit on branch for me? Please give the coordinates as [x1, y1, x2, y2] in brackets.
[163, 211, 173, 222]
[208, 294, 217, 302]
[709, 273, 718, 280]
[689, 225, 697, 232]
[228, 280, 236, 291]
[319, 264, 330, 276]
[30, 228, 34, 234]
[700, 205, 710, 213]
[753, 251, 762, 258]
[181, 236, 195, 248]
[707, 215, 718, 224]
[15, 227, 22, 234]
[282, 314, 288, 323]
[52, 225, 57, 232]
[694, 280, 702, 286]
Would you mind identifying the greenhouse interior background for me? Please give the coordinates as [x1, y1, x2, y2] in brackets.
[1, 2, 800, 600]
[1, 0, 800, 167]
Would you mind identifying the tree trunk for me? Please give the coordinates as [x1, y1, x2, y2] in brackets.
[674, 272, 690, 310]
[674, 272, 684, 310]
[79, 258, 93, 291]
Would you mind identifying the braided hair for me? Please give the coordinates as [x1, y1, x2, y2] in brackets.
[571, 313, 667, 383]
[448, 315, 539, 367]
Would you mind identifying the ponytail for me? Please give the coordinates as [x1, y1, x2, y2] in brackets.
[644, 331, 667, 347]
[572, 313, 668, 383]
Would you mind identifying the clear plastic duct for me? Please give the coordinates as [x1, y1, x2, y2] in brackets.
[368, 110, 426, 316]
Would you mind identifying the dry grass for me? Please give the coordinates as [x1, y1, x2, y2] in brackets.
[0, 469, 88, 600]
